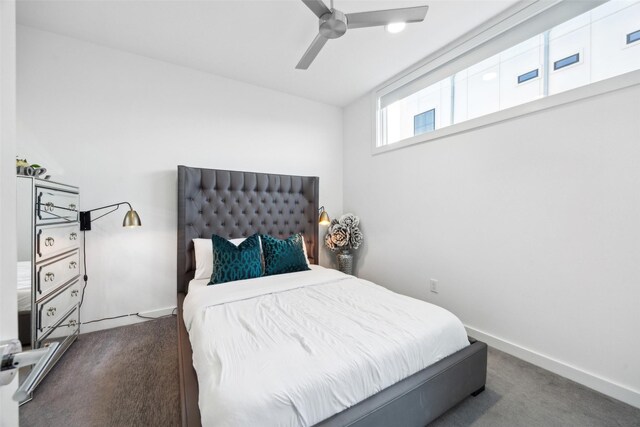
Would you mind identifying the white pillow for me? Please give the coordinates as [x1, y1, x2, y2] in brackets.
[301, 236, 311, 267]
[193, 237, 246, 280]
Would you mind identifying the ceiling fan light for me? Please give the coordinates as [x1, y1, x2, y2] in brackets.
[385, 22, 406, 34]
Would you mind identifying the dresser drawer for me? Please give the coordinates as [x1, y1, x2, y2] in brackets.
[36, 223, 80, 260]
[38, 306, 79, 345]
[35, 250, 80, 301]
[37, 280, 81, 335]
[36, 187, 79, 224]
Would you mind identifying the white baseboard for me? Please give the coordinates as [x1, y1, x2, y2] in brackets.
[79, 306, 177, 334]
[465, 325, 640, 409]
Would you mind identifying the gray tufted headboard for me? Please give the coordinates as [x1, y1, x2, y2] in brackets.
[177, 165, 319, 293]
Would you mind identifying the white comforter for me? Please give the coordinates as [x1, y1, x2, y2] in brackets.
[183, 266, 469, 427]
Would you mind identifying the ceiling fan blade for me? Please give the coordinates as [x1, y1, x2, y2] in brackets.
[301, 0, 331, 18]
[296, 33, 329, 70]
[346, 5, 429, 29]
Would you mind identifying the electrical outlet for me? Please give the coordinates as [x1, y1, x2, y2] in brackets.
[430, 279, 438, 294]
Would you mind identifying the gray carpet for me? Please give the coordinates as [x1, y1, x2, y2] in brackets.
[431, 347, 640, 427]
[20, 317, 180, 427]
[19, 318, 640, 427]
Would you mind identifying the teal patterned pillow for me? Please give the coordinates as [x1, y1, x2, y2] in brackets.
[209, 234, 263, 285]
[261, 233, 310, 276]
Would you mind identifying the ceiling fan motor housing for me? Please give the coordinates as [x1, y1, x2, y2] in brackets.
[319, 10, 347, 39]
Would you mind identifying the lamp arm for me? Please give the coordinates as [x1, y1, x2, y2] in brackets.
[83, 202, 133, 215]
[79, 202, 134, 231]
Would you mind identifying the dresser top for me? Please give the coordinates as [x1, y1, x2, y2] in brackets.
[17, 175, 79, 192]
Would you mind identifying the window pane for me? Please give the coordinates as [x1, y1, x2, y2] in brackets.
[518, 69, 539, 83]
[377, 0, 640, 148]
[553, 53, 580, 70]
[381, 77, 451, 145]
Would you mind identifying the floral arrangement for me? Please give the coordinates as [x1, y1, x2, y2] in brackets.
[325, 213, 364, 252]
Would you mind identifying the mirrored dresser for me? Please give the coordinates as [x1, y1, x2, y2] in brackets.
[17, 176, 81, 403]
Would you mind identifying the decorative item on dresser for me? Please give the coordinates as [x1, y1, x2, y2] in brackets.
[16, 176, 81, 404]
[324, 213, 363, 275]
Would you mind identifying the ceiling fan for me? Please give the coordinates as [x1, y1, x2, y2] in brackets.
[296, 0, 429, 70]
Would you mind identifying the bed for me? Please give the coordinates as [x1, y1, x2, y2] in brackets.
[177, 165, 487, 427]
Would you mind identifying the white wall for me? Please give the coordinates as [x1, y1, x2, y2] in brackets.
[17, 26, 343, 332]
[343, 84, 640, 407]
[1, 1, 19, 425]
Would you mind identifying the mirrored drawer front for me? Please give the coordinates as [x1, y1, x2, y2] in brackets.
[38, 306, 79, 345]
[36, 223, 80, 260]
[36, 187, 79, 224]
[35, 250, 80, 301]
[37, 280, 81, 335]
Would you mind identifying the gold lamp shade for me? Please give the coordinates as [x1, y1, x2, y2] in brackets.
[318, 207, 331, 225]
[123, 209, 142, 228]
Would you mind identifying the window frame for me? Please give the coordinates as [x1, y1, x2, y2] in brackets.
[371, 0, 640, 155]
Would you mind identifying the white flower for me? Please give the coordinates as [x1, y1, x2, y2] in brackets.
[324, 213, 364, 252]
[339, 213, 359, 228]
[349, 227, 363, 250]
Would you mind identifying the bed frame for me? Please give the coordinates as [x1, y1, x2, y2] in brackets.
[176, 165, 487, 426]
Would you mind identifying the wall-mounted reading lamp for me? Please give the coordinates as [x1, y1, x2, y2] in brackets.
[319, 206, 331, 225]
[79, 202, 142, 231]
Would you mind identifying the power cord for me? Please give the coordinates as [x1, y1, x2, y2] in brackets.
[79, 230, 88, 309]
[81, 308, 177, 326]
[79, 230, 177, 327]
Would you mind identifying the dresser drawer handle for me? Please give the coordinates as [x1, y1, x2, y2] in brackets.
[69, 232, 78, 241]
[44, 202, 54, 212]
[68, 319, 78, 327]
[69, 203, 77, 211]
[69, 261, 78, 269]
[46, 307, 57, 317]
[44, 272, 55, 282]
[71, 289, 79, 297]
[44, 237, 55, 247]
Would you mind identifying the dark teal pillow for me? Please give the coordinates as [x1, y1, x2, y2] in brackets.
[261, 233, 310, 276]
[209, 234, 263, 285]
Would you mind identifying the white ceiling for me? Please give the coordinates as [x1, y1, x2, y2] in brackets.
[17, 0, 519, 107]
